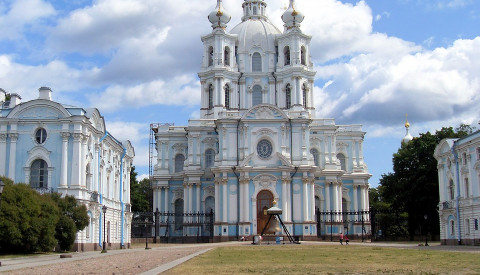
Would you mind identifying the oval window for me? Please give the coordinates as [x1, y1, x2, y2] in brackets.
[35, 128, 47, 144]
[257, 139, 273, 159]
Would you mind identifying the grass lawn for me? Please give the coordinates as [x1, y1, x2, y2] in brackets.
[165, 245, 480, 274]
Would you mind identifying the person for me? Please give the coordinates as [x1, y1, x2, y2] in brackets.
[345, 235, 349, 245]
[339, 232, 344, 245]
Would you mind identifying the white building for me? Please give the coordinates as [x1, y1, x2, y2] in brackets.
[151, 0, 371, 241]
[0, 87, 135, 251]
[434, 131, 480, 245]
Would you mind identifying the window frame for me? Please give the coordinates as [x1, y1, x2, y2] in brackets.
[30, 159, 48, 188]
[205, 149, 215, 169]
[174, 154, 185, 173]
[252, 52, 262, 72]
[35, 128, 47, 144]
[285, 84, 291, 109]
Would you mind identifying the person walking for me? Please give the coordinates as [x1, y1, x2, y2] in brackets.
[345, 235, 349, 245]
[339, 232, 344, 245]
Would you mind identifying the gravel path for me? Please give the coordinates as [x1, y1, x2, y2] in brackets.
[1, 245, 216, 275]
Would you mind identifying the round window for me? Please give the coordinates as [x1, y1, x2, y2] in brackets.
[35, 128, 47, 144]
[257, 139, 273, 159]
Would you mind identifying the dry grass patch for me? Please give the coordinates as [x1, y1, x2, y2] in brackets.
[165, 245, 480, 274]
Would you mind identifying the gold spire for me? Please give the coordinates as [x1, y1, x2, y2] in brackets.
[405, 114, 410, 128]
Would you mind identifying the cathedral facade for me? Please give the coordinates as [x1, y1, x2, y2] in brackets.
[152, 0, 371, 240]
[0, 87, 135, 251]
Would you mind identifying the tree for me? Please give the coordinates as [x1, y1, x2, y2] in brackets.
[0, 178, 59, 253]
[130, 166, 152, 212]
[49, 193, 89, 251]
[376, 126, 469, 240]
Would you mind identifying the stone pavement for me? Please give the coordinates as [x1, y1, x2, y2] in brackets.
[0, 241, 478, 274]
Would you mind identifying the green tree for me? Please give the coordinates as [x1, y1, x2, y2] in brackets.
[49, 193, 89, 251]
[130, 167, 152, 212]
[0, 177, 59, 253]
[377, 126, 468, 239]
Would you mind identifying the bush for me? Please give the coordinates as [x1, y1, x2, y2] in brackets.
[0, 178, 59, 253]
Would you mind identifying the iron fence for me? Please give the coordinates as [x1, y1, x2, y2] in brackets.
[132, 210, 214, 243]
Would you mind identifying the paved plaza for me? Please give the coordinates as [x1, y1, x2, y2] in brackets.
[0, 242, 478, 274]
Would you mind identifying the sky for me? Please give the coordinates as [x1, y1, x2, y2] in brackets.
[0, 0, 479, 187]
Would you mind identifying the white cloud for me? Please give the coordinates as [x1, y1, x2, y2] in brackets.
[0, 0, 55, 40]
[0, 0, 479, 140]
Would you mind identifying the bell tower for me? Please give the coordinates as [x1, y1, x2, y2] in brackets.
[198, 0, 240, 119]
[276, 0, 316, 117]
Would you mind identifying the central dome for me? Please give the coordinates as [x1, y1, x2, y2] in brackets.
[230, 19, 281, 53]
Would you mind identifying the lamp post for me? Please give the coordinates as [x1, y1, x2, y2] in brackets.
[424, 214, 429, 246]
[145, 217, 150, 250]
[102, 205, 107, 253]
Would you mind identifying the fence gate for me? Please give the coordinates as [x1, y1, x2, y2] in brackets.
[315, 209, 371, 242]
[132, 210, 214, 243]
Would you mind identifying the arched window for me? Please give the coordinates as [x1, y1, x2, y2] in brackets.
[208, 46, 214, 67]
[252, 85, 262, 106]
[174, 199, 184, 230]
[208, 84, 213, 110]
[205, 149, 215, 168]
[284, 46, 290, 66]
[449, 180, 455, 200]
[285, 84, 291, 109]
[450, 220, 455, 236]
[302, 84, 308, 108]
[225, 85, 230, 110]
[252, 52, 262, 72]
[337, 153, 346, 171]
[301, 46, 306, 65]
[310, 149, 319, 166]
[224, 47, 230, 66]
[205, 196, 215, 213]
[253, 6, 257, 15]
[342, 198, 348, 223]
[35, 128, 47, 144]
[30, 159, 48, 188]
[174, 154, 185, 173]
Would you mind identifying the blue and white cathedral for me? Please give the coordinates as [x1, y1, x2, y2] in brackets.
[152, 0, 371, 240]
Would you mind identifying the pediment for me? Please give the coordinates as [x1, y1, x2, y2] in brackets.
[242, 104, 288, 120]
[8, 100, 71, 119]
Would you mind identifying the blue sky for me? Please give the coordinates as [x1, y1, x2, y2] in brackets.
[1, 0, 479, 187]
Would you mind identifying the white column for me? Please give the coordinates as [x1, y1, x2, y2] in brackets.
[325, 182, 330, 212]
[183, 183, 188, 215]
[196, 183, 201, 213]
[286, 180, 292, 222]
[8, 133, 18, 181]
[164, 187, 169, 212]
[215, 181, 220, 222]
[81, 135, 88, 187]
[243, 179, 249, 222]
[0, 133, 7, 176]
[153, 187, 158, 211]
[332, 182, 338, 221]
[282, 180, 288, 221]
[240, 179, 245, 222]
[60, 132, 70, 187]
[310, 181, 315, 221]
[222, 180, 227, 222]
[353, 185, 358, 212]
[71, 133, 82, 187]
[188, 183, 193, 213]
[303, 179, 308, 221]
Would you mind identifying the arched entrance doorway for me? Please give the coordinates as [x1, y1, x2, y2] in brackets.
[257, 190, 274, 234]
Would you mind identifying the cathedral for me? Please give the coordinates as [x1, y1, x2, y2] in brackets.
[151, 0, 371, 241]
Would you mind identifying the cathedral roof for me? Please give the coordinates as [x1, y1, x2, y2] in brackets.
[208, 0, 231, 30]
[230, 17, 281, 54]
[282, 0, 305, 31]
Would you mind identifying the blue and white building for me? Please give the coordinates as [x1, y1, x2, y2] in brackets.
[435, 130, 480, 245]
[0, 87, 135, 251]
[152, 0, 371, 241]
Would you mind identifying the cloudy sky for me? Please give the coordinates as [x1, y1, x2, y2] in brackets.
[1, 0, 479, 186]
